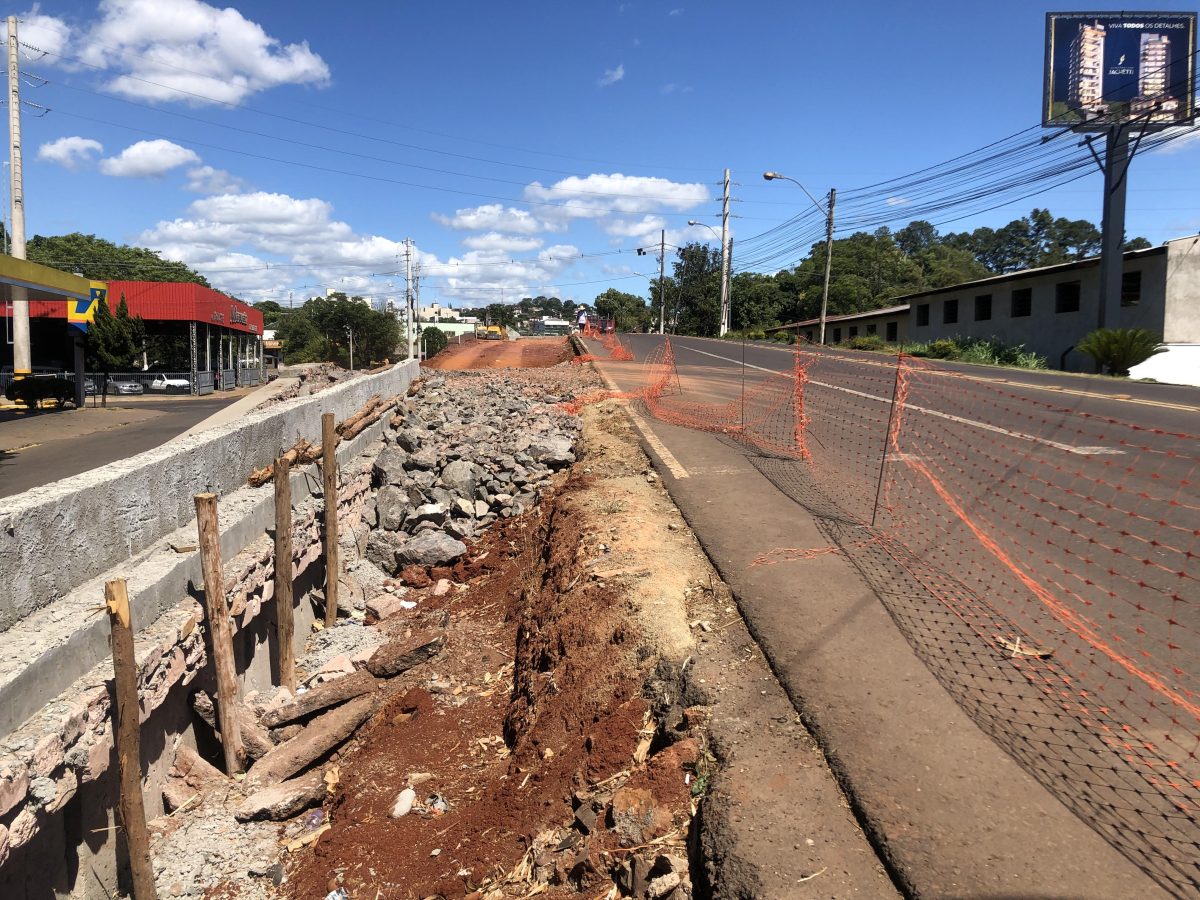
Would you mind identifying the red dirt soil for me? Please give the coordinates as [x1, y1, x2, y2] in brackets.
[424, 337, 572, 370]
[284, 479, 695, 900]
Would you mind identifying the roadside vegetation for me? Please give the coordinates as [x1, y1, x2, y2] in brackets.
[1075, 327, 1165, 376]
[274, 293, 401, 366]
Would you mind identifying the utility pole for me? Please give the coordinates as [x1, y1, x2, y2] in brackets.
[7, 16, 29, 378]
[818, 188, 836, 346]
[1096, 124, 1131, 331]
[657, 229, 666, 335]
[718, 168, 731, 337]
[404, 237, 415, 360]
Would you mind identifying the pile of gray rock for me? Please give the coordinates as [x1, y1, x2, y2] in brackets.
[363, 373, 582, 576]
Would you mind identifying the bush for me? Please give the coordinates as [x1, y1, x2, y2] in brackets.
[771, 330, 794, 344]
[422, 326, 448, 358]
[914, 338, 962, 360]
[845, 334, 885, 351]
[901, 336, 1046, 369]
[1075, 327, 1164, 376]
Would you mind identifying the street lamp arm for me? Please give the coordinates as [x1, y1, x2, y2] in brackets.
[762, 171, 827, 217]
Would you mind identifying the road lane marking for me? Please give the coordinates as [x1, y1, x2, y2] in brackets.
[590, 360, 690, 479]
[676, 344, 1125, 456]
[669, 336, 1200, 413]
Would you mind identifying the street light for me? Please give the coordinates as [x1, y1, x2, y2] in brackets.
[687, 221, 732, 337]
[763, 171, 836, 345]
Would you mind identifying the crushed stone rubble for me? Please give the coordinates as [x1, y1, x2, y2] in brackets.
[362, 371, 588, 578]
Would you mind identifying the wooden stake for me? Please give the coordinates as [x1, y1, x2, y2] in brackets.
[105, 579, 159, 900]
[273, 456, 296, 693]
[321, 412, 339, 628]
[193, 493, 245, 774]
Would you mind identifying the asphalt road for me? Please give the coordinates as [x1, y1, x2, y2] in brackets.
[0, 395, 241, 498]
[589, 333, 1199, 896]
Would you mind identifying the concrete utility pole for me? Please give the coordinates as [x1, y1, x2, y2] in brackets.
[1096, 125, 1131, 331]
[404, 237, 415, 360]
[657, 228, 666, 335]
[718, 168, 731, 337]
[7, 16, 29, 377]
[818, 188, 836, 346]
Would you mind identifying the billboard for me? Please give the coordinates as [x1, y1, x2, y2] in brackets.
[1044, 11, 1197, 128]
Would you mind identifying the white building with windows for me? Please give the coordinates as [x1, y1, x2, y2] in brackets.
[773, 235, 1200, 386]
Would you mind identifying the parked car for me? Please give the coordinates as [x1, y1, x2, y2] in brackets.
[107, 378, 144, 395]
[149, 374, 190, 391]
[84, 378, 97, 396]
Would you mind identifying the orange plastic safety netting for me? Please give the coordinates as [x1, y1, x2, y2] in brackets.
[585, 336, 1200, 893]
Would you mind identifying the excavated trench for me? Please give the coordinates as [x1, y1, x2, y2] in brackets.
[283, 470, 707, 899]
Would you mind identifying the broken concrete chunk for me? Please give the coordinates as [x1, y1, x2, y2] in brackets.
[396, 531, 466, 568]
[234, 768, 327, 822]
[440, 459, 481, 498]
[0, 753, 30, 818]
[372, 445, 409, 485]
[375, 485, 411, 531]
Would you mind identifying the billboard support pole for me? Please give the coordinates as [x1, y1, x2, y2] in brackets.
[1096, 124, 1130, 334]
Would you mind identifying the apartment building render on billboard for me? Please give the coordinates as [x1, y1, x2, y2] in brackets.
[1131, 32, 1179, 122]
[1068, 20, 1106, 115]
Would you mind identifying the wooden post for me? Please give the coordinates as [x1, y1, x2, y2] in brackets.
[273, 456, 296, 693]
[193, 493, 245, 774]
[321, 412, 339, 628]
[105, 579, 159, 900]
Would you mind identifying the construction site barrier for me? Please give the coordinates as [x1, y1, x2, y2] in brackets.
[578, 334, 1200, 895]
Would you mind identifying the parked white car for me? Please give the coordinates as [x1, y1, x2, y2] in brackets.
[149, 374, 190, 391]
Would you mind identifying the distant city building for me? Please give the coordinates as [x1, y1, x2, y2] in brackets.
[418, 303, 460, 322]
[1131, 33, 1178, 122]
[1068, 20, 1106, 116]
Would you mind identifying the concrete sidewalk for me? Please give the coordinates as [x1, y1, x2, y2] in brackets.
[177, 377, 298, 439]
[590, 350, 1166, 899]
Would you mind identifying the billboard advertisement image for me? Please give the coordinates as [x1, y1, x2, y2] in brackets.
[1044, 11, 1197, 128]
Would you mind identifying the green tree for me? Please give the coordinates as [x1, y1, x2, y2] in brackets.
[278, 295, 400, 366]
[484, 303, 517, 329]
[88, 293, 138, 406]
[669, 242, 722, 336]
[253, 300, 284, 328]
[593, 288, 651, 332]
[27, 233, 209, 284]
[730, 272, 786, 330]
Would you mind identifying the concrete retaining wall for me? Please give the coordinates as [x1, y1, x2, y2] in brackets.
[0, 423, 385, 898]
[0, 361, 418, 633]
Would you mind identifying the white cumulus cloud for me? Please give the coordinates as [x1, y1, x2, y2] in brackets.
[77, 0, 330, 105]
[461, 232, 545, 252]
[598, 63, 625, 87]
[525, 173, 710, 226]
[99, 139, 201, 177]
[432, 203, 545, 235]
[2, 7, 72, 57]
[37, 136, 103, 169]
[185, 165, 245, 194]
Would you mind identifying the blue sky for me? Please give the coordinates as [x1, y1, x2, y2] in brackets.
[8, 0, 1200, 309]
